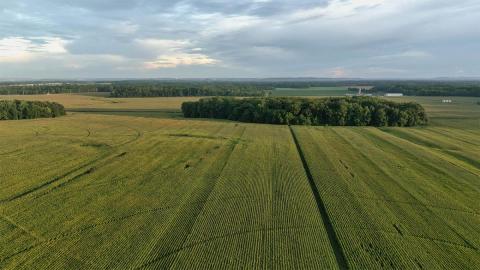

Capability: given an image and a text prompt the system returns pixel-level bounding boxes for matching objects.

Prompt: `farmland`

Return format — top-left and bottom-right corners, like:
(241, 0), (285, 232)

(0, 94), (479, 269)
(271, 86), (352, 96)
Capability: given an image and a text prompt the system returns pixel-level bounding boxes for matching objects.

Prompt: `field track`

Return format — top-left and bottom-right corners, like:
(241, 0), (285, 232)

(289, 126), (348, 269)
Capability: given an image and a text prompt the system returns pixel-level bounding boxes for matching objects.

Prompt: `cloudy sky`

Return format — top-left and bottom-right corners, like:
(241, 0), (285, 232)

(1, 0), (479, 79)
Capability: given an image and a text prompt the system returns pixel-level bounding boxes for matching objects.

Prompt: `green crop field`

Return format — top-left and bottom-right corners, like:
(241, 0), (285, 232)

(0, 94), (479, 269)
(270, 86), (371, 97)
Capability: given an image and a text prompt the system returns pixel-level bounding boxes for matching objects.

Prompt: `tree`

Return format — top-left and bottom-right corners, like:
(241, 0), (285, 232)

(181, 97), (428, 127)
(372, 107), (388, 126)
(0, 100), (66, 121)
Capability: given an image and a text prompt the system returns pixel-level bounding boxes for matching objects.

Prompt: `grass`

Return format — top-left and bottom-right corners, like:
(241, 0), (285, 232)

(0, 94), (479, 269)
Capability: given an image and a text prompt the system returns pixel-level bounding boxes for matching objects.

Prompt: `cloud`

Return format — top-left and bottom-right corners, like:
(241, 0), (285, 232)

(330, 67), (347, 78)
(0, 36), (68, 63)
(136, 38), (218, 68)
(373, 50), (432, 60)
(0, 0), (479, 78)
(136, 39), (193, 53)
(144, 54), (218, 69)
(288, 0), (386, 22)
(193, 14), (264, 37)
(105, 21), (139, 35)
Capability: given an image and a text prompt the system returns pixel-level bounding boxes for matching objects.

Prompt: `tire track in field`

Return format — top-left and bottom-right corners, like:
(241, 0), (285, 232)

(340, 226), (477, 251)
(135, 226), (324, 265)
(361, 129), (480, 201)
(0, 209), (166, 264)
(0, 244), (36, 264)
(332, 128), (478, 251)
(115, 125), (143, 147)
(0, 195), (257, 264)
(46, 195), (255, 243)
(326, 193), (480, 217)
(428, 127), (480, 147)
(378, 129), (480, 176)
(0, 214), (43, 241)
(0, 149), (21, 156)
(1, 122), (144, 204)
(373, 129), (480, 190)
(37, 149), (129, 197)
(33, 126), (51, 137)
(135, 127), (246, 270)
(289, 126), (349, 270)
(0, 152), (111, 203)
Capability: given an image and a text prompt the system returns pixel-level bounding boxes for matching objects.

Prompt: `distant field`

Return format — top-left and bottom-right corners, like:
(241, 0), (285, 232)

(0, 94), (201, 110)
(0, 94), (479, 268)
(386, 96), (480, 128)
(68, 109), (184, 119)
(270, 86), (372, 97)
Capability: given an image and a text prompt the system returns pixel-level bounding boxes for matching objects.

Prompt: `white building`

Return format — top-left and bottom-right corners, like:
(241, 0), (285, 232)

(385, 93), (404, 97)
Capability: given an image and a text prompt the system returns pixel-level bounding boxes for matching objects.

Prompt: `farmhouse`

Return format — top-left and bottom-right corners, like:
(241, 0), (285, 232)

(385, 93), (404, 97)
(346, 87), (373, 97)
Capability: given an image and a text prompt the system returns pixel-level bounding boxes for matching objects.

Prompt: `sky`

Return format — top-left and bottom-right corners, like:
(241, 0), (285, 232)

(1, 0), (479, 79)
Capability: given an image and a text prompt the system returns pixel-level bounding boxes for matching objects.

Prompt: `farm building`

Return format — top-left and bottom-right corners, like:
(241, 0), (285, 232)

(346, 87), (373, 97)
(442, 99), (452, 103)
(385, 93), (404, 97)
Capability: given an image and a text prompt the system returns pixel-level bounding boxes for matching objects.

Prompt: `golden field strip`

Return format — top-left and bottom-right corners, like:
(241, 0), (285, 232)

(0, 94), (479, 269)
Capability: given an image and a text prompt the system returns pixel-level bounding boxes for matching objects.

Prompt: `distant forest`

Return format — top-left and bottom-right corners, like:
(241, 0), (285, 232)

(0, 84), (112, 95)
(182, 97), (428, 127)
(0, 100), (66, 120)
(370, 84), (480, 97)
(109, 83), (269, 97)
(0, 82), (270, 97)
(0, 80), (479, 97)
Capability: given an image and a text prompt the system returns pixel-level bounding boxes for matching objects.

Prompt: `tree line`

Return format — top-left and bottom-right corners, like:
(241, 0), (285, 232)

(370, 84), (480, 97)
(2, 80), (479, 97)
(0, 100), (66, 120)
(0, 84), (112, 95)
(182, 97), (428, 127)
(109, 83), (268, 97)
(0, 82), (271, 97)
